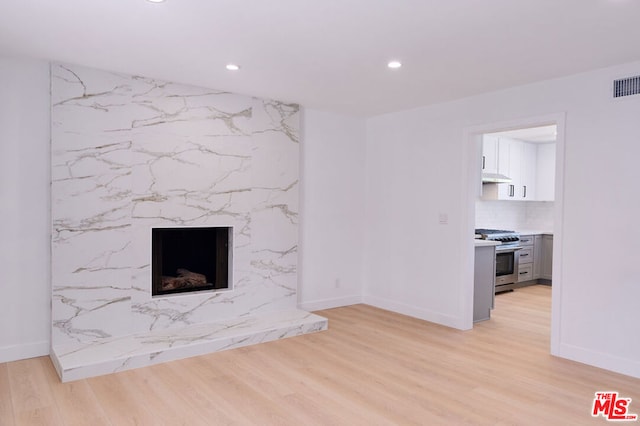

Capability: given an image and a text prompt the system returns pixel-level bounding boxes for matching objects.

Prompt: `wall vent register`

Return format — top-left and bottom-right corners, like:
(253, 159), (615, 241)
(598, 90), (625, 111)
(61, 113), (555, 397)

(613, 75), (640, 98)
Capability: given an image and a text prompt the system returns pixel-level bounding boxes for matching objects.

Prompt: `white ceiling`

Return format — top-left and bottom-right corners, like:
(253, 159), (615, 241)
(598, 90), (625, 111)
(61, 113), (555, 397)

(488, 125), (557, 143)
(1, 0), (640, 117)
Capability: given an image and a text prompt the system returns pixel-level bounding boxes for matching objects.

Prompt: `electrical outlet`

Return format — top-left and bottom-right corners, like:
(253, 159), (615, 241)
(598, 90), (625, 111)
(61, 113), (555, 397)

(334, 278), (340, 289)
(439, 213), (448, 225)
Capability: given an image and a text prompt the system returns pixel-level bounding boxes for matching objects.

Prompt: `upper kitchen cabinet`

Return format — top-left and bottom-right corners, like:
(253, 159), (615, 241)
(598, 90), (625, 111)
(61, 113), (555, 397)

(499, 138), (520, 199)
(535, 143), (556, 201)
(481, 137), (555, 202)
(521, 142), (537, 200)
(481, 134), (499, 175)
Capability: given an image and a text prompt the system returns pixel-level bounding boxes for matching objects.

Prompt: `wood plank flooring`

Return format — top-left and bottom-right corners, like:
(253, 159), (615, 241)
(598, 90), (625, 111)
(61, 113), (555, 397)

(2, 285), (639, 425)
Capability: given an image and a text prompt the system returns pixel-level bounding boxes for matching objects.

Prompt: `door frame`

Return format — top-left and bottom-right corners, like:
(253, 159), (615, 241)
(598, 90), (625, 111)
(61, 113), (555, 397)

(461, 112), (565, 355)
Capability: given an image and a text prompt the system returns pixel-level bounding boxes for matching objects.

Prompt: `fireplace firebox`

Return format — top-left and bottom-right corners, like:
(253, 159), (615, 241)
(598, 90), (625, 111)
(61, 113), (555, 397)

(152, 227), (232, 296)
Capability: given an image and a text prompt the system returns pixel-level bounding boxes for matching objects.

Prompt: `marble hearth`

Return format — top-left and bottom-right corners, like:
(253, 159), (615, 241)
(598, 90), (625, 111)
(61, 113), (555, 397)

(51, 310), (326, 382)
(50, 63), (327, 382)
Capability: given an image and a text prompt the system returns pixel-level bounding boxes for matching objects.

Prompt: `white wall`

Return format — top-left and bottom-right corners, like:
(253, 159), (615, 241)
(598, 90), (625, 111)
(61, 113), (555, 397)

(3, 52), (640, 380)
(0, 56), (51, 362)
(298, 109), (366, 310)
(363, 103), (469, 328)
(364, 61), (640, 378)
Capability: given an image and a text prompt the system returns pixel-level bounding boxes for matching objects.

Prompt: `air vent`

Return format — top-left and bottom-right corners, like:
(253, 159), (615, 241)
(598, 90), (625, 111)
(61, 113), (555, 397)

(613, 75), (640, 98)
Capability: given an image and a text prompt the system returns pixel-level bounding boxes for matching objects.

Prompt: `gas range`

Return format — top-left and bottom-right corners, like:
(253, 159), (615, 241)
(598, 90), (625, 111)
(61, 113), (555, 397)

(475, 229), (523, 291)
(475, 229), (521, 245)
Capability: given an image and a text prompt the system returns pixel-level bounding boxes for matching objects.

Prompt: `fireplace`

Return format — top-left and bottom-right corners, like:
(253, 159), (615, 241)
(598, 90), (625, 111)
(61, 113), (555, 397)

(152, 227), (232, 296)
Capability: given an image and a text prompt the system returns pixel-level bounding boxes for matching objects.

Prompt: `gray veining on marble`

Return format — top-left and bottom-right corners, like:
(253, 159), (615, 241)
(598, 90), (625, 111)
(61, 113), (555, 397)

(51, 309), (327, 382)
(50, 62), (313, 367)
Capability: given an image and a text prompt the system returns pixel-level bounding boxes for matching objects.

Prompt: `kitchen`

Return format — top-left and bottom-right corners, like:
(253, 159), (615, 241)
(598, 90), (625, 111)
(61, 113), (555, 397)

(473, 125), (557, 323)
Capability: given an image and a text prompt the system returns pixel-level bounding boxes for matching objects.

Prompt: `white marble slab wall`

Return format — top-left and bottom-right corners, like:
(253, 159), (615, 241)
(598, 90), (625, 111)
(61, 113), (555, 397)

(51, 63), (300, 346)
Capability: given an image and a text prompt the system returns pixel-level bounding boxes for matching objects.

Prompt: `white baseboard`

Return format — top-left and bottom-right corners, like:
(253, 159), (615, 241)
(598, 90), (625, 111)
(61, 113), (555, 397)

(0, 340), (50, 363)
(363, 294), (466, 330)
(298, 295), (363, 312)
(554, 342), (640, 379)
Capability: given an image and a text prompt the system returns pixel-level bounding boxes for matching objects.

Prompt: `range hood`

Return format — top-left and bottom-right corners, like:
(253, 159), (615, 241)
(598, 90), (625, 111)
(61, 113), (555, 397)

(482, 173), (512, 183)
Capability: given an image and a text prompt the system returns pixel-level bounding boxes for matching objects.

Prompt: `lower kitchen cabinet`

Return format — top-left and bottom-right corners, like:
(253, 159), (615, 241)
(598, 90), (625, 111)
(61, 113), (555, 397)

(517, 233), (551, 284)
(533, 235), (542, 279)
(474, 245), (496, 322)
(517, 235), (534, 282)
(541, 234), (553, 280)
(518, 263), (533, 282)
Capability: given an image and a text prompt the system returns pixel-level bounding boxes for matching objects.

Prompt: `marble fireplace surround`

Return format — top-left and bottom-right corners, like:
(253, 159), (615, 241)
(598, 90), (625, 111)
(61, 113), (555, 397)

(50, 63), (327, 382)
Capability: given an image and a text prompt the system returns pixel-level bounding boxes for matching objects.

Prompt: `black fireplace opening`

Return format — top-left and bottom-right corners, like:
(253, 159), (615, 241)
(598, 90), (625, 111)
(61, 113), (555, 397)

(152, 227), (232, 296)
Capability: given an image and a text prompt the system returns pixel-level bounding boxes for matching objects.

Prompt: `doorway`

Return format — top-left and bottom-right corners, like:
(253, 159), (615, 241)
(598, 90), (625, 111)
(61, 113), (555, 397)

(464, 113), (565, 356)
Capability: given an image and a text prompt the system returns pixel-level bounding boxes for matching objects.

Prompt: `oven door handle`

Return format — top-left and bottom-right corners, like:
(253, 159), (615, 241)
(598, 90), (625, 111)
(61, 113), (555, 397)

(495, 247), (522, 253)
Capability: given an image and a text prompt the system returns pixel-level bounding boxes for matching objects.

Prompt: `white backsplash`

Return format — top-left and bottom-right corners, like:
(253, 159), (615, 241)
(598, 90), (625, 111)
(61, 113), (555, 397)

(524, 201), (555, 230)
(475, 200), (554, 231)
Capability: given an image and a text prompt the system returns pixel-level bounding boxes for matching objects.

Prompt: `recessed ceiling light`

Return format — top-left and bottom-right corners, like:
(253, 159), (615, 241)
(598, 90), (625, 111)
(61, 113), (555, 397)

(226, 64), (240, 71)
(146, 0), (166, 3)
(387, 61), (402, 69)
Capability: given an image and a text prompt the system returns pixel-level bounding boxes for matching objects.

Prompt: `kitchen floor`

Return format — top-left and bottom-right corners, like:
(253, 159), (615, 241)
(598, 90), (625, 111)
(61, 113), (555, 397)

(486, 284), (551, 337)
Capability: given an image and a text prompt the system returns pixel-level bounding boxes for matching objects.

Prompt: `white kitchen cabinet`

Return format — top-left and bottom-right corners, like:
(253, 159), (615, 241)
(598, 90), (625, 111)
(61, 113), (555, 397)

(536, 143), (556, 201)
(481, 138), (554, 202)
(482, 138), (520, 200)
(482, 138), (529, 200)
(503, 138), (521, 199)
(503, 139), (537, 201)
(541, 235), (553, 280)
(481, 134), (499, 175)
(521, 142), (537, 200)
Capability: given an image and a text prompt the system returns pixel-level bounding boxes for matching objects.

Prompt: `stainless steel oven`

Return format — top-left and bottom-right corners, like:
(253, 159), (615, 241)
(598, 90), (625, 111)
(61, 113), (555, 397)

(495, 245), (521, 287)
(475, 229), (522, 292)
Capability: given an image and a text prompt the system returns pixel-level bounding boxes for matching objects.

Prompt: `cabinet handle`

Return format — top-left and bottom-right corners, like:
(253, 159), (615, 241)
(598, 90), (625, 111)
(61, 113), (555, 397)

(482, 156), (485, 170)
(519, 272), (528, 275)
(520, 253), (529, 257)
(523, 185), (527, 198)
(509, 185), (514, 197)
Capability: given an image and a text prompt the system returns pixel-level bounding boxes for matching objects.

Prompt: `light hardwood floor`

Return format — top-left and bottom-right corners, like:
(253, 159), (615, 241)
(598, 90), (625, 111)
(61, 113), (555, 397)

(1, 285), (639, 425)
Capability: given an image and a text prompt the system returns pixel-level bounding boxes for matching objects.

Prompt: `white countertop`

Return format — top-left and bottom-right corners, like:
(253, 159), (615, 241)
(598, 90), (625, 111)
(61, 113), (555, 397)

(516, 229), (553, 236)
(474, 240), (501, 247)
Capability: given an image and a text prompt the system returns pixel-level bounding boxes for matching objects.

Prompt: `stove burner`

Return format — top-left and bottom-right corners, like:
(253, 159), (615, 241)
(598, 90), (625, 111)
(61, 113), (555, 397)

(475, 228), (521, 244)
(475, 228), (516, 234)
